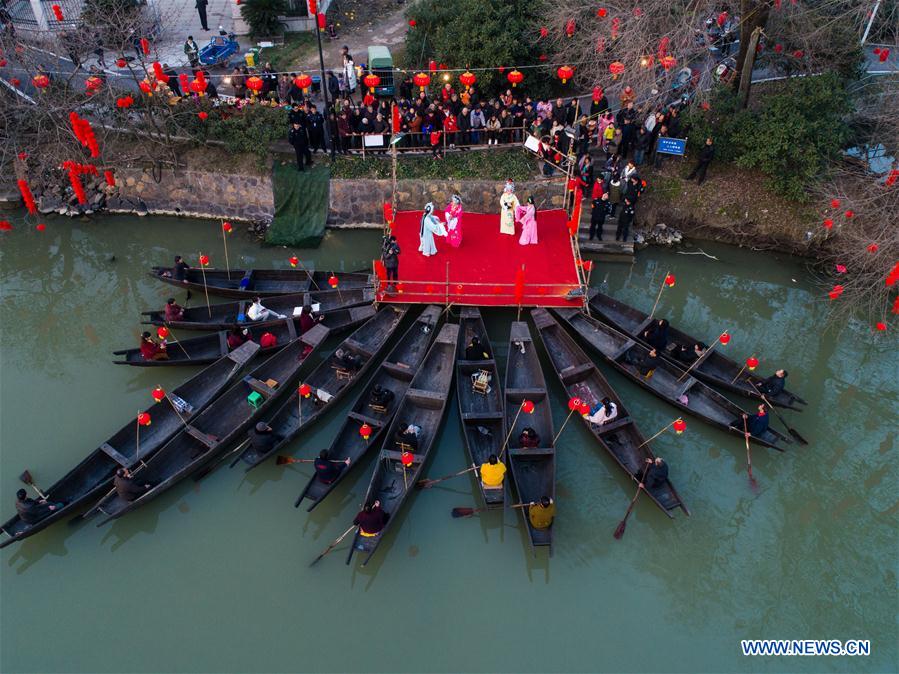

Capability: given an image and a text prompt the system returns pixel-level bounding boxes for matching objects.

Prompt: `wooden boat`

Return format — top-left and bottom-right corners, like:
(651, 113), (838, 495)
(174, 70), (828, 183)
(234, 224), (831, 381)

(588, 292), (807, 410)
(504, 320), (555, 554)
(150, 266), (374, 299)
(346, 323), (459, 567)
(532, 309), (689, 518)
(113, 306), (375, 366)
(296, 305), (443, 511)
(142, 287), (375, 331)
(0, 341), (259, 548)
(555, 308), (791, 451)
(455, 307), (505, 510)
(92, 325), (329, 525)
(238, 306), (409, 470)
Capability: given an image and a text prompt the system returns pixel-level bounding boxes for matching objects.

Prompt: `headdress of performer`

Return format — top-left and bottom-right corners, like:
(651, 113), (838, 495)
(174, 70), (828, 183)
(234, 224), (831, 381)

(527, 196), (535, 205)
(420, 202), (435, 237)
(503, 180), (515, 194)
(451, 194), (462, 204)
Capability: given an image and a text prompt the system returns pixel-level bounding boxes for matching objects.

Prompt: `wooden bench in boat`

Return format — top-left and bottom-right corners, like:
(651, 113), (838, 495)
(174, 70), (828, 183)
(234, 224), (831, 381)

(560, 362), (594, 384)
(505, 387), (546, 400)
(405, 388), (446, 409)
(184, 425), (219, 449)
(674, 377), (698, 399)
(462, 410), (504, 422)
(382, 450), (424, 465)
(100, 442), (140, 469)
(343, 338), (374, 359)
(347, 411), (385, 429)
(381, 361), (414, 381)
(594, 417), (633, 435)
(611, 339), (637, 362)
(244, 376), (279, 398)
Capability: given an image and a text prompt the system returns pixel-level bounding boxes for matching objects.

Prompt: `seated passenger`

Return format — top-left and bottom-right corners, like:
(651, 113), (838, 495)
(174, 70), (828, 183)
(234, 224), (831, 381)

(353, 500), (390, 536)
(164, 298), (185, 322)
(113, 468), (151, 502)
(528, 496), (555, 530)
(479, 454), (506, 488)
(518, 427), (540, 448)
(140, 331), (168, 361)
(369, 384), (395, 409)
(465, 336), (491, 361)
(586, 397), (617, 426)
(314, 449), (350, 484)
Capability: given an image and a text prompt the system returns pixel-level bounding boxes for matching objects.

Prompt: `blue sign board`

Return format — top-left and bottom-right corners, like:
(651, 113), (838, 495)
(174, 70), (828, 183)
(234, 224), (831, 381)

(657, 137), (687, 156)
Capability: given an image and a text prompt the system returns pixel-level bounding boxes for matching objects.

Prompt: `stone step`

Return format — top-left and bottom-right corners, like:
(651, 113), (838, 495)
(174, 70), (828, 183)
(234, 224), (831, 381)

(579, 239), (634, 257)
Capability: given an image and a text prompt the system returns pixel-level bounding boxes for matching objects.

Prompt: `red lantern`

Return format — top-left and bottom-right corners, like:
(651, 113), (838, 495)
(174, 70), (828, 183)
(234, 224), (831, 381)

(33, 74), (50, 89)
(592, 86), (603, 102)
(830, 198), (840, 208)
(664, 273), (676, 287)
(557, 65), (574, 84)
(289, 256), (298, 267)
(10, 78), (20, 87)
(408, 19), (416, 27)
(104, 170), (116, 186)
(718, 332), (731, 345)
(746, 357), (759, 371)
(317, 12), (326, 30)
(866, 243), (878, 253)
(583, 260), (594, 272)
(578, 402), (590, 416)
(138, 412), (152, 426)
(293, 73), (312, 92)
(792, 50), (804, 58)
(539, 26), (548, 39)
(363, 73), (380, 93)
(567, 396), (582, 411)
(299, 383), (312, 398)
(179, 73), (190, 93)
(307, 0), (316, 13)
(894, 297), (899, 314)
(459, 71), (476, 89)
(328, 274), (339, 288)
(875, 322), (887, 331)
(246, 76), (263, 94)
(672, 419), (686, 434)
(879, 49), (890, 63)
(0, 60), (5, 67)
(222, 221), (233, 233)
(401, 451), (414, 467)
(835, 264), (847, 274)
(844, 209), (854, 218)
(190, 78), (208, 95)
(157, 326), (169, 339)
(359, 423), (372, 440)
(198, 111), (208, 120)
(51, 4), (64, 21)
(17, 179), (37, 215)
(609, 61), (625, 79)
(828, 284), (844, 300)
(506, 70), (523, 87)
(199, 254), (209, 266)
(36, 223), (46, 232)
(117, 95), (134, 108)
(565, 19), (575, 37)
(521, 400), (535, 414)
(151, 61), (168, 83)
(413, 72), (430, 91)
(773, 44), (783, 54)
(660, 55), (677, 70)
(539, 55), (548, 62)
(152, 386), (166, 402)
(140, 38), (150, 56)
(597, 7), (607, 17)
(116, 58), (127, 68)
(823, 218), (833, 229)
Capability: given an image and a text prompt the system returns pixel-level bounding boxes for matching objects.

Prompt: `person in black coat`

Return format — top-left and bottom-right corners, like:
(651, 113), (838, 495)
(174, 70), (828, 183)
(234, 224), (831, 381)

(616, 197), (635, 242)
(618, 118), (636, 158)
(250, 422), (281, 457)
(381, 235), (400, 292)
(314, 449), (350, 484)
(15, 489), (63, 524)
(288, 122), (311, 171)
(641, 319), (669, 351)
(641, 457), (669, 489)
(307, 104), (326, 154)
(113, 468), (151, 502)
(688, 137), (715, 185)
(195, 0), (209, 31)
(590, 193), (611, 241)
(759, 369), (788, 397)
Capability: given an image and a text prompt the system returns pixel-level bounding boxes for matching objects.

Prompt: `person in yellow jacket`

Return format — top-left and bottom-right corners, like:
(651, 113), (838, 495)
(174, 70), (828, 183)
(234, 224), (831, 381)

(528, 496), (555, 530)
(479, 454), (506, 489)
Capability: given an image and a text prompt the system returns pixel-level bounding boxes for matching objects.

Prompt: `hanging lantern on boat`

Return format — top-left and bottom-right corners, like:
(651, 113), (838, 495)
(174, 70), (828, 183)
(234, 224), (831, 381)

(359, 423), (372, 440)
(718, 332), (731, 345)
(567, 396), (582, 411)
(138, 412), (152, 426)
(152, 386), (166, 402)
(199, 254), (210, 266)
(299, 383), (312, 398)
(556, 65), (574, 84)
(363, 73), (380, 93)
(745, 356), (759, 371)
(412, 72), (431, 91)
(664, 273), (676, 287)
(672, 418), (686, 434)
(36, 223), (46, 231)
(289, 256), (299, 267)
(328, 274), (339, 288)
(401, 450), (414, 467)
(506, 70), (523, 87)
(222, 221), (233, 233)
(521, 399), (535, 414)
(293, 73), (312, 93)
(157, 326), (169, 339)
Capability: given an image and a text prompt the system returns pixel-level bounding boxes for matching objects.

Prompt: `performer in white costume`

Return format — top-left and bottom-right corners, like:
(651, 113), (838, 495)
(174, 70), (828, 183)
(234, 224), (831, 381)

(499, 180), (519, 235)
(418, 202), (447, 257)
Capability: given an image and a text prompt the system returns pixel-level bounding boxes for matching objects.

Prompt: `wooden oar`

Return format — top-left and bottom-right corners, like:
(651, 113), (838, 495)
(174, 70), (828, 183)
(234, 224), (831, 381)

(19, 470), (48, 500)
(310, 524), (357, 567)
(452, 502), (528, 519)
(417, 464), (477, 489)
(613, 462), (652, 539)
(743, 417), (759, 491)
(276, 455), (347, 466)
(748, 380), (809, 445)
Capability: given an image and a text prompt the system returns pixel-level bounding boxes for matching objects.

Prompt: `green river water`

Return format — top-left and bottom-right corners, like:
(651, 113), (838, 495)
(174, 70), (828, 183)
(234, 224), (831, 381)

(0, 214), (896, 674)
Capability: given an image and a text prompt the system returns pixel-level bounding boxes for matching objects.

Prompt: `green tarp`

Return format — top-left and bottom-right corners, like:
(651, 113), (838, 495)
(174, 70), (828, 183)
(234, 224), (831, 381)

(266, 163), (330, 247)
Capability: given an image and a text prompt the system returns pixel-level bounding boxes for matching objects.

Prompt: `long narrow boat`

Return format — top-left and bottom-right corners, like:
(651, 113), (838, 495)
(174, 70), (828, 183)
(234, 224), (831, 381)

(92, 326), (329, 525)
(150, 267), (373, 299)
(455, 307), (505, 510)
(238, 306), (409, 470)
(588, 292), (807, 410)
(142, 287), (374, 331)
(346, 323), (459, 567)
(296, 305), (443, 511)
(555, 308), (791, 451)
(0, 341), (260, 548)
(532, 309), (689, 518)
(113, 306), (375, 366)
(504, 320), (555, 554)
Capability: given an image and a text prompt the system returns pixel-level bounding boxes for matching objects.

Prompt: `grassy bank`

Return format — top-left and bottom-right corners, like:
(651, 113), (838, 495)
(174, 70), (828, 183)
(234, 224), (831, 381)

(330, 149), (536, 181)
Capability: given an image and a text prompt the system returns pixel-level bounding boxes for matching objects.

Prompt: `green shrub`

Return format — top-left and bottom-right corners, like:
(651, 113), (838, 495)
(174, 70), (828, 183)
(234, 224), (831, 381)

(331, 149), (536, 181)
(240, 0), (288, 38)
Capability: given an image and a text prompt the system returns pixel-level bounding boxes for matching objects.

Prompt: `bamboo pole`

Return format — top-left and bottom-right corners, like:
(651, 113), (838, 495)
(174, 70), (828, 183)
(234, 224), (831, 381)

(198, 252), (211, 318)
(498, 404), (525, 461)
(648, 270), (669, 320)
(677, 332), (727, 382)
(635, 418), (683, 449)
(221, 220), (231, 280)
(552, 408), (578, 444)
(731, 353), (756, 384)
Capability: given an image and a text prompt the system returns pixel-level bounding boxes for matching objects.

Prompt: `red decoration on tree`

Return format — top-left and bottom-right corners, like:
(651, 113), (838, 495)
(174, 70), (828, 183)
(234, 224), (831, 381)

(307, 0), (317, 13)
(116, 58), (127, 68)
(556, 65), (574, 84)
(746, 356), (759, 371)
(151, 61), (168, 84)
(792, 49), (804, 58)
(199, 254), (209, 266)
(189, 76), (208, 95)
(830, 198), (840, 208)
(104, 170), (116, 186)
(138, 412), (152, 426)
(828, 284), (844, 299)
(328, 274), (339, 288)
(657, 36), (670, 56)
(521, 400), (535, 414)
(885, 262), (899, 287)
(867, 243), (879, 253)
(844, 209), (854, 218)
(17, 152), (27, 160)
(198, 111), (208, 120)
(773, 44), (783, 53)
(539, 54), (548, 62)
(359, 423), (372, 440)
(672, 419), (686, 434)
(429, 60), (437, 74)
(298, 383), (312, 398)
(506, 70), (523, 87)
(36, 223), (46, 231)
(157, 326), (169, 339)
(32, 74), (50, 89)
(116, 95), (134, 108)
(582, 260), (594, 272)
(459, 71), (476, 89)
(140, 38), (150, 56)
(597, 7), (607, 17)
(893, 297), (899, 314)
(408, 19), (416, 27)
(51, 4), (64, 21)
(246, 76), (263, 93)
(0, 221), (12, 231)
(875, 321), (887, 331)
(152, 386), (166, 402)
(139, 80), (153, 95)
(363, 73), (381, 92)
(413, 72), (431, 91)
(10, 77), (20, 87)
(878, 48), (890, 63)
(179, 73), (190, 93)
(718, 332), (731, 345)
(823, 218), (833, 229)
(664, 273), (676, 287)
(835, 264), (847, 273)
(660, 55), (677, 70)
(609, 61), (625, 78)
(539, 26), (548, 38)
(17, 179), (37, 215)
(565, 19), (576, 37)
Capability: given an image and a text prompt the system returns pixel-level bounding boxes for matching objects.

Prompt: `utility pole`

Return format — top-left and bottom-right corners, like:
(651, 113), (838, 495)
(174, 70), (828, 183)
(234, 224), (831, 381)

(312, 13), (335, 158)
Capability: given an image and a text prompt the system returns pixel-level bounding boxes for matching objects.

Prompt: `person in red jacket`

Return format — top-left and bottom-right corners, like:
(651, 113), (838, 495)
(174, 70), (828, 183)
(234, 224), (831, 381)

(443, 112), (458, 148)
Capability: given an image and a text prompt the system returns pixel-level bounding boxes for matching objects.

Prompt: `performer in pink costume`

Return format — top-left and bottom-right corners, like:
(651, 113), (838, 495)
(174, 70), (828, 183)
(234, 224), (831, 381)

(515, 196), (538, 245)
(445, 194), (463, 248)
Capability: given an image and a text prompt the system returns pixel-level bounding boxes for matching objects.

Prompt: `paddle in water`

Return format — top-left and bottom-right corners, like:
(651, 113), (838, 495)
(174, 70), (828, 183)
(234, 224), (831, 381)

(310, 524), (357, 567)
(417, 464), (477, 489)
(747, 380), (808, 445)
(613, 462), (652, 540)
(742, 417), (760, 492)
(452, 502), (528, 519)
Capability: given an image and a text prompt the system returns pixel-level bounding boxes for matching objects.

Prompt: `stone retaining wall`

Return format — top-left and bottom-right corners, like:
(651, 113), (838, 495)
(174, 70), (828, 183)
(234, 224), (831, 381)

(328, 179), (568, 227)
(106, 167), (275, 222)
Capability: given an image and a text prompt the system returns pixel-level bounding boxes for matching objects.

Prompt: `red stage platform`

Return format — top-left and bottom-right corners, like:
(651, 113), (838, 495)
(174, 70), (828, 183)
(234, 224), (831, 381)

(377, 209), (585, 308)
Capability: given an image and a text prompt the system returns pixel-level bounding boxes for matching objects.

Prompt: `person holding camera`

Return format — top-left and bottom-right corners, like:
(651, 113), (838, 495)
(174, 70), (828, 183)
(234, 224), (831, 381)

(382, 235), (401, 293)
